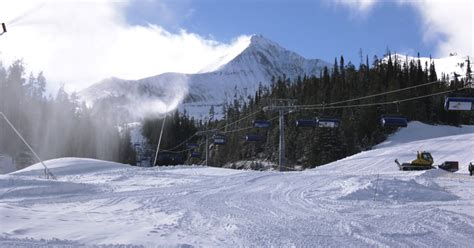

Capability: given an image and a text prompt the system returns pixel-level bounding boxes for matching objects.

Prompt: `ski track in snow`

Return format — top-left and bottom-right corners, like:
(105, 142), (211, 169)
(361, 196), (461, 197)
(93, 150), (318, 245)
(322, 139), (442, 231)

(1, 122), (474, 247)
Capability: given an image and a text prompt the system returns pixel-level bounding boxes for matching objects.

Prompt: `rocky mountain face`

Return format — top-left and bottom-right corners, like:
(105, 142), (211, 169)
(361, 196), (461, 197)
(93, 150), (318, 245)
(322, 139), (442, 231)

(80, 35), (332, 120)
(81, 35), (471, 121)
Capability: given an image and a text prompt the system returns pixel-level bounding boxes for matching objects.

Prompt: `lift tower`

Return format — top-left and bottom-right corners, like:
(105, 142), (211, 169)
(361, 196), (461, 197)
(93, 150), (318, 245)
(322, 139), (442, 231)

(196, 129), (220, 167)
(263, 99), (296, 171)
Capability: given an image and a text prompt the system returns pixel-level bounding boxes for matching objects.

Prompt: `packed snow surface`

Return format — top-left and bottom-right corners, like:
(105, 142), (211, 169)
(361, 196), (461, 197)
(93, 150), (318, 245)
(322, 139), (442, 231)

(1, 122), (474, 247)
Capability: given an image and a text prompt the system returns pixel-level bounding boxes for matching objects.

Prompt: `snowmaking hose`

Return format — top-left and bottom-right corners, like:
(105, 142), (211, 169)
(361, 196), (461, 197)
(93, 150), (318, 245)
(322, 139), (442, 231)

(0, 112), (56, 179)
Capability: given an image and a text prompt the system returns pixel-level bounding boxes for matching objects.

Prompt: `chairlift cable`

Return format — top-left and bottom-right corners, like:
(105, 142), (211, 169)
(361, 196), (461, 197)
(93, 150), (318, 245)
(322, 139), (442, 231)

(161, 140), (206, 154)
(295, 80), (443, 108)
(165, 83), (465, 152)
(217, 109), (262, 132)
(297, 89), (465, 110)
(165, 133), (198, 152)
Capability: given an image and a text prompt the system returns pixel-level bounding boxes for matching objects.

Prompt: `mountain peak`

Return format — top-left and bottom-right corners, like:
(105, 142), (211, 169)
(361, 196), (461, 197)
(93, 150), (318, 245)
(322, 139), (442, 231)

(199, 34), (287, 73)
(248, 34), (281, 49)
(81, 35), (332, 120)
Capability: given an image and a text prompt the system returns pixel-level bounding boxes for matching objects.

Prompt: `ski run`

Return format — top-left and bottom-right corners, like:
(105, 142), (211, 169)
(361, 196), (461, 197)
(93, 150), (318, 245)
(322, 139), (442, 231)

(1, 121), (474, 247)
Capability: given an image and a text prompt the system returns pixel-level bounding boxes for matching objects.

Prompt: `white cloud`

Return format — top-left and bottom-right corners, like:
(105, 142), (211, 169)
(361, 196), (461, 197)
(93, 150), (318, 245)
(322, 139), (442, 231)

(334, 0), (473, 57)
(404, 0), (473, 57)
(0, 0), (250, 93)
(334, 0), (377, 13)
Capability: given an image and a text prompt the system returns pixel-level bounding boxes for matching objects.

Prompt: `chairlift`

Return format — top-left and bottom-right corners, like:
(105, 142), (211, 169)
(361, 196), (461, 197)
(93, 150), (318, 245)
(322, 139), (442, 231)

(213, 134), (227, 145)
(190, 151), (201, 158)
(379, 101), (408, 128)
(380, 115), (408, 128)
(315, 103), (340, 128)
(155, 152), (184, 166)
(245, 134), (265, 142)
(253, 120), (271, 128)
(186, 143), (199, 149)
(295, 119), (317, 128)
(316, 117), (341, 128)
(444, 97), (474, 111)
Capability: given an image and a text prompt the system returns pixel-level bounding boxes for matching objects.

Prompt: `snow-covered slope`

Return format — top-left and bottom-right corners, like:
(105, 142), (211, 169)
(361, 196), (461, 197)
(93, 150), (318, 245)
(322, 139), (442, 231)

(384, 53), (471, 80)
(321, 121), (474, 174)
(1, 122), (473, 246)
(80, 35), (331, 119)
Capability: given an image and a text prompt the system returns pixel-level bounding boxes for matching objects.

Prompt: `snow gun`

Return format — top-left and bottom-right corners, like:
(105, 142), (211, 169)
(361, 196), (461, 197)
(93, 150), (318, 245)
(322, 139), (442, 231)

(0, 23), (6, 35)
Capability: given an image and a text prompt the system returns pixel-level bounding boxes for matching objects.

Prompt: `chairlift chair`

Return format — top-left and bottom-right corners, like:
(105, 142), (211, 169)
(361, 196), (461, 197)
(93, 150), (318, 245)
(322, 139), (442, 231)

(380, 115), (408, 127)
(245, 134), (265, 142)
(213, 134), (227, 145)
(316, 117), (341, 128)
(295, 119), (317, 128)
(253, 120), (271, 128)
(190, 151), (201, 158)
(315, 102), (340, 128)
(186, 143), (199, 149)
(444, 97), (474, 111)
(156, 152), (184, 166)
(379, 101), (408, 128)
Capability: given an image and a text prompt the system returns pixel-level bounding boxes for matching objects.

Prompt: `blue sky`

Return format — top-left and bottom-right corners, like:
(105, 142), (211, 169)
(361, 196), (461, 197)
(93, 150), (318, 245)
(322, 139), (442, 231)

(125, 0), (439, 65)
(1, 0), (470, 91)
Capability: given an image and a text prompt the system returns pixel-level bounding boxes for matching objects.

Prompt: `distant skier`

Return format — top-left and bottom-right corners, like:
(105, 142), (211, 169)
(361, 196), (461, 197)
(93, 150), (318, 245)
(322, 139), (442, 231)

(469, 162), (474, 176)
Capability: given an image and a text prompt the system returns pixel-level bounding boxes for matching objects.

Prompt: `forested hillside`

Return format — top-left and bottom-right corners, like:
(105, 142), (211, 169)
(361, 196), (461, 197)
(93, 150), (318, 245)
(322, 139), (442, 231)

(1, 53), (472, 170)
(143, 54), (473, 168)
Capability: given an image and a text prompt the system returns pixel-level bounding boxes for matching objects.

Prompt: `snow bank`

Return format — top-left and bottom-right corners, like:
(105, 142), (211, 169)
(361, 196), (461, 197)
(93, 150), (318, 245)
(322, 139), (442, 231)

(376, 121), (474, 149)
(0, 176), (100, 200)
(337, 176), (458, 203)
(12, 158), (127, 177)
(0, 235), (142, 247)
(319, 121), (474, 175)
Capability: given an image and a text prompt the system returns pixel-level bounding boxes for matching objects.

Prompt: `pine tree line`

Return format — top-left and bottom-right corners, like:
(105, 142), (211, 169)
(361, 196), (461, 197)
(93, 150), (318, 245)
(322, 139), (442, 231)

(195, 54), (473, 169)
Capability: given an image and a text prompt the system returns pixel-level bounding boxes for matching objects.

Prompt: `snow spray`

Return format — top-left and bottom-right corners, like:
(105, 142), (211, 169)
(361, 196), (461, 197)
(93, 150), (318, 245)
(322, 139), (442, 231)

(6, 3), (46, 27)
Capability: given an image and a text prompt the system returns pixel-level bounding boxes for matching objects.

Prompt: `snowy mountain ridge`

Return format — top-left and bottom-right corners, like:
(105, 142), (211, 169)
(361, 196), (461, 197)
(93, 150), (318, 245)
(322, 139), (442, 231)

(80, 35), (332, 120)
(80, 36), (472, 120)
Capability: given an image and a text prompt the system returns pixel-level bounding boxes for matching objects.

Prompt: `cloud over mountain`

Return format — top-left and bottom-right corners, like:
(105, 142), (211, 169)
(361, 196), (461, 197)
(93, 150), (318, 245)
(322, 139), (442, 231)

(0, 0), (249, 92)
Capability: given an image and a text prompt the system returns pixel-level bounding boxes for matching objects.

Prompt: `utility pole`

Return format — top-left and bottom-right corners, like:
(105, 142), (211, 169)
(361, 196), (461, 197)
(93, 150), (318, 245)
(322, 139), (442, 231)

(205, 135), (209, 166)
(263, 99), (296, 171)
(278, 109), (285, 171)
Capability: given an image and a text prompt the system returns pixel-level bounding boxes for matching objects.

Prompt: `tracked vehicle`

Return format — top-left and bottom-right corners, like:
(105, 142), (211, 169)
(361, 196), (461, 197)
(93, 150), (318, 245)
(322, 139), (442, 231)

(395, 151), (434, 171)
(395, 151), (459, 172)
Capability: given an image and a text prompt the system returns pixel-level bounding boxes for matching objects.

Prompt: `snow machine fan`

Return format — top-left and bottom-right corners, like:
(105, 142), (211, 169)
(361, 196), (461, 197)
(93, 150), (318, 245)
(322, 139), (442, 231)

(0, 23), (6, 36)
